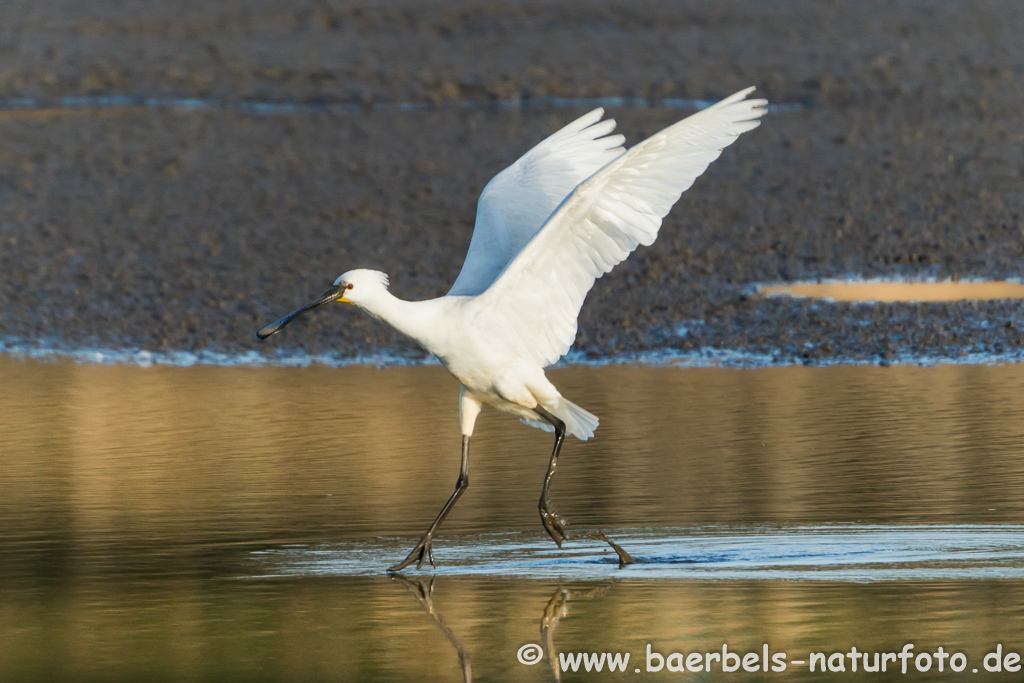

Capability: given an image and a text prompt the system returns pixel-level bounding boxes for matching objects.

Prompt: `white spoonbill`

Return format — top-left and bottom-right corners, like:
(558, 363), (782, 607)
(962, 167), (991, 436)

(257, 88), (767, 571)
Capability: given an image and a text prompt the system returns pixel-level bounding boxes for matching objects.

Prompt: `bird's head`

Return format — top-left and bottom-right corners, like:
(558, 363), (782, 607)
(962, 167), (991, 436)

(256, 268), (390, 339)
(331, 269), (390, 307)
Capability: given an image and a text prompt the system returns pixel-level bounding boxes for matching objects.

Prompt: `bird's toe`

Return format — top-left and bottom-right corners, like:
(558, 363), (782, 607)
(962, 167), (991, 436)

(539, 500), (569, 547)
(390, 535), (437, 572)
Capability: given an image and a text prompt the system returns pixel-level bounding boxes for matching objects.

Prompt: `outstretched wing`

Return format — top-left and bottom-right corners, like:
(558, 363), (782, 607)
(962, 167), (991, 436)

(447, 109), (625, 296)
(472, 87), (767, 367)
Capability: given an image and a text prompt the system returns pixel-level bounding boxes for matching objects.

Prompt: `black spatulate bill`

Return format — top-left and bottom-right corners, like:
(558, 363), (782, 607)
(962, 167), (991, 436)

(256, 285), (343, 339)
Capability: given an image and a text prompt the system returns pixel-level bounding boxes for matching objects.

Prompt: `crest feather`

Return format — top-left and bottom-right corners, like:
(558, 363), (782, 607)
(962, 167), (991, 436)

(334, 269), (390, 290)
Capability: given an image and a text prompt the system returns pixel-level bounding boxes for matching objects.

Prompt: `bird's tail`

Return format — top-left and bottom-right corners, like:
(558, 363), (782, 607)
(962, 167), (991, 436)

(550, 397), (599, 441)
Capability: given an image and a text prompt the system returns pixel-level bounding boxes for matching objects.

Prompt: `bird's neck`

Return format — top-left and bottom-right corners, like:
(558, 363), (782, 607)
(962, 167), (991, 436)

(356, 290), (450, 355)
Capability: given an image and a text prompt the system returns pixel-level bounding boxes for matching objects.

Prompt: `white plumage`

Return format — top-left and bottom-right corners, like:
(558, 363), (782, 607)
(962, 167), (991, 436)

(448, 107), (625, 296)
(471, 87), (765, 371)
(258, 87), (767, 570)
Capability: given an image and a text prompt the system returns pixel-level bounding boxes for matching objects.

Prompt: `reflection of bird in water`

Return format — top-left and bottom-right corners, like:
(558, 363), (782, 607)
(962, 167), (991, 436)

(391, 575), (472, 683)
(542, 583), (617, 682)
(258, 88), (767, 571)
(392, 573), (616, 683)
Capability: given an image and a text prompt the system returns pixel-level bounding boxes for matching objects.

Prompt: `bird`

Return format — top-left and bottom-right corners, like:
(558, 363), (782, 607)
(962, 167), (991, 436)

(257, 87), (767, 571)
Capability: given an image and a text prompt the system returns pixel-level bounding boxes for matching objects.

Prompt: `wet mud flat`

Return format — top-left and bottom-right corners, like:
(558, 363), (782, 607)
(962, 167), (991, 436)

(0, 1), (1023, 364)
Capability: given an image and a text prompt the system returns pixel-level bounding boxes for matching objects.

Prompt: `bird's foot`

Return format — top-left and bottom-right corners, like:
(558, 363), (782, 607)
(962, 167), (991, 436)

(539, 497), (569, 547)
(582, 530), (636, 567)
(388, 533), (437, 572)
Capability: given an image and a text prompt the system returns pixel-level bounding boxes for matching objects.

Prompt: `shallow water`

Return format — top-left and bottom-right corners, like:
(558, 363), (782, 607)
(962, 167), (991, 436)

(3, 359), (1024, 681)
(760, 279), (1024, 302)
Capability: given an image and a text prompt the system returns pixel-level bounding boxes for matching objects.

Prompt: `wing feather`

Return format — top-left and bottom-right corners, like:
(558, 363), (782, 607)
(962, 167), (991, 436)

(471, 88), (767, 367)
(448, 109), (625, 295)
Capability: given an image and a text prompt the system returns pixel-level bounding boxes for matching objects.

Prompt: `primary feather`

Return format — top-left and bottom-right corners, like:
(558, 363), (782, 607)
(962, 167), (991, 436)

(448, 108), (625, 296)
(470, 87), (767, 368)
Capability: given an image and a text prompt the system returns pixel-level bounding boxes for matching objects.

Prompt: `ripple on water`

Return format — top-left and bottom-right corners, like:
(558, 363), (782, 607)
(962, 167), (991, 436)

(249, 524), (1024, 581)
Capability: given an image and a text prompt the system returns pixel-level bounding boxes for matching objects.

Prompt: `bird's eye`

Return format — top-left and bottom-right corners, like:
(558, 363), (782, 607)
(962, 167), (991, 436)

(346, 283), (354, 290)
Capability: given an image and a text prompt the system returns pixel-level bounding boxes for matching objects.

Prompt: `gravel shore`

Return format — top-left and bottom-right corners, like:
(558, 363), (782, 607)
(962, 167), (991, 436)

(1, 1), (1023, 364)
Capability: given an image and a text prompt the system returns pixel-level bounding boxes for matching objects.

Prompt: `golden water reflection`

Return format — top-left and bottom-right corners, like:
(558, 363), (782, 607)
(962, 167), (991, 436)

(3, 358), (1024, 556)
(2, 575), (1022, 682)
(3, 358), (1024, 681)
(760, 279), (1024, 301)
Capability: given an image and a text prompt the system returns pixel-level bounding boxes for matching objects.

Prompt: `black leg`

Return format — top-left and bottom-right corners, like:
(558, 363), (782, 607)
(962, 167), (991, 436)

(534, 406), (569, 547)
(533, 406), (635, 566)
(389, 435), (470, 572)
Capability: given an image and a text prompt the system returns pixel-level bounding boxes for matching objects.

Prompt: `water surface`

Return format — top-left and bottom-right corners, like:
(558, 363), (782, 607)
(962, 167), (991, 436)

(2, 359), (1024, 681)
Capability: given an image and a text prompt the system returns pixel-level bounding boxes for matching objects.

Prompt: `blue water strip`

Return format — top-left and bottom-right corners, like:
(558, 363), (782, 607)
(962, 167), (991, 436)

(1, 337), (1021, 370)
(0, 94), (804, 116)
